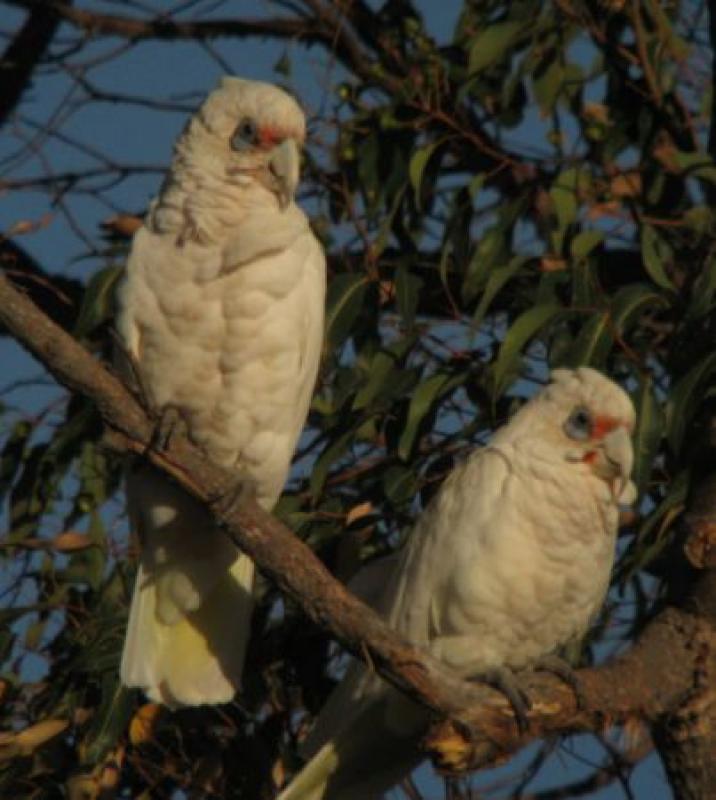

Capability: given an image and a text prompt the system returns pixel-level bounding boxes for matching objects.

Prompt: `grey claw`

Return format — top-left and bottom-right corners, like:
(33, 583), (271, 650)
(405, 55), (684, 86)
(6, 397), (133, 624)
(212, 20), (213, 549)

(151, 405), (184, 452)
(533, 654), (586, 710)
(480, 667), (531, 733)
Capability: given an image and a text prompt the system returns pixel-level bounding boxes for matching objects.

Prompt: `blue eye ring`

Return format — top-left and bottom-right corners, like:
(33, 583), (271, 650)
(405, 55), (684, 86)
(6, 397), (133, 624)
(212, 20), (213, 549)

(231, 117), (259, 150)
(564, 406), (593, 440)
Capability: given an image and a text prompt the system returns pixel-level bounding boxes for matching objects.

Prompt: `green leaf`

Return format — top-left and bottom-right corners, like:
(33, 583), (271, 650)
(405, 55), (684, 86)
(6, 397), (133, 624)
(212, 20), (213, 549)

(666, 351), (716, 454)
(640, 224), (674, 290)
(619, 471), (689, 582)
(681, 205), (715, 235)
(0, 420), (33, 504)
(81, 681), (134, 765)
(468, 173), (485, 201)
(566, 284), (668, 367)
(353, 351), (396, 410)
(533, 57), (564, 115)
(325, 274), (369, 346)
(357, 133), (380, 209)
(78, 441), (111, 510)
(462, 228), (505, 303)
(373, 185), (406, 257)
(672, 150), (716, 182)
(409, 141), (441, 208)
(398, 373), (451, 460)
(688, 251), (716, 319)
(468, 21), (525, 74)
(395, 266), (424, 328)
(64, 511), (106, 590)
(382, 465), (418, 506)
(570, 229), (604, 260)
(489, 304), (564, 400)
(549, 168), (580, 252)
(630, 375), (663, 498)
(310, 427), (357, 497)
(73, 265), (123, 338)
(472, 255), (528, 328)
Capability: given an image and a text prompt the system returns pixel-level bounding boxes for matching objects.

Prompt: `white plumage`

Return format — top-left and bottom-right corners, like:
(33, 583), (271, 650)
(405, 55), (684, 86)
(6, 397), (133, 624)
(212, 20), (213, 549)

(279, 367), (635, 799)
(115, 76), (325, 707)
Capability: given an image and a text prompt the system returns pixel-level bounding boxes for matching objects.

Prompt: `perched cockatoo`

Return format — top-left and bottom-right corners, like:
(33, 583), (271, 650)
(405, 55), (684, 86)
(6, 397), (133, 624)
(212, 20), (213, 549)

(278, 367), (635, 800)
(115, 77), (326, 707)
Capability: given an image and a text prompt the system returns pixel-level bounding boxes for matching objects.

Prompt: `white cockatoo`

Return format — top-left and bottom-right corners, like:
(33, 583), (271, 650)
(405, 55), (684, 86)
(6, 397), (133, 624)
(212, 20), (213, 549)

(115, 76), (326, 707)
(278, 367), (635, 800)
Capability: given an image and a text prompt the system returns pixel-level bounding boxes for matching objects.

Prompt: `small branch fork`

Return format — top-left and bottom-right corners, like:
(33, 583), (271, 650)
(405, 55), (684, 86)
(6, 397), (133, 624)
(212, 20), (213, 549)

(0, 269), (713, 776)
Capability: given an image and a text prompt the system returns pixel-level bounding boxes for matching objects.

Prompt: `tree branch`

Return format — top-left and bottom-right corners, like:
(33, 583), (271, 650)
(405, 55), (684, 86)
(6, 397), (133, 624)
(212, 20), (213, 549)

(2, 0), (370, 75)
(0, 0), (68, 127)
(0, 269), (711, 777)
(3, 0), (321, 42)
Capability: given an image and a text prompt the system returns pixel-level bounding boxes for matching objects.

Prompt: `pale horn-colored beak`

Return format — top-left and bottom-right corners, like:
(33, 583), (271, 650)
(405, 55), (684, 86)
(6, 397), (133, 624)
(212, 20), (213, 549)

(598, 426), (636, 503)
(268, 138), (300, 210)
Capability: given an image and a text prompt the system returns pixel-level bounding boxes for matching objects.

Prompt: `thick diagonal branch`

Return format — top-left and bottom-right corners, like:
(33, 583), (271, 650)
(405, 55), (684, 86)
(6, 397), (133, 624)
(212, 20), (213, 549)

(0, 270), (710, 774)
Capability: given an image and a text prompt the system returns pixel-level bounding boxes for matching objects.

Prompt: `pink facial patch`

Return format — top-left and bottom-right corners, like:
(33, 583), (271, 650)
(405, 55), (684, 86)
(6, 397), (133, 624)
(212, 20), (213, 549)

(591, 415), (619, 439)
(259, 127), (281, 147)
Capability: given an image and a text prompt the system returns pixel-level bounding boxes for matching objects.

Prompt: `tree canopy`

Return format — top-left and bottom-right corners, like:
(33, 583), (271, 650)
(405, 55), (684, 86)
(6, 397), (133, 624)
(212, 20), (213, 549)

(1, 1), (716, 798)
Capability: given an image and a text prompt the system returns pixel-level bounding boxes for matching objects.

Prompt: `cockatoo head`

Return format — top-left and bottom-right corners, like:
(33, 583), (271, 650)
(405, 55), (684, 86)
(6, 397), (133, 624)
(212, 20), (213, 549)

(505, 367), (636, 503)
(176, 76), (307, 209)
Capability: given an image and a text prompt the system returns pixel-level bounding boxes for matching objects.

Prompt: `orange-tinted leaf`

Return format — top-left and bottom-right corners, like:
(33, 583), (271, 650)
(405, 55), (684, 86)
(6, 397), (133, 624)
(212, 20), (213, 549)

(129, 703), (162, 746)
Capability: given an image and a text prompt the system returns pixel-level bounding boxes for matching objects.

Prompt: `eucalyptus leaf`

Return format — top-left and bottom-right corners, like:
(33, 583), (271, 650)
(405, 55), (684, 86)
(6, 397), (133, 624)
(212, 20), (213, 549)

(489, 304), (564, 400)
(666, 352), (716, 454)
(630, 375), (663, 498)
(325, 274), (369, 346)
(468, 21), (526, 74)
(567, 284), (669, 367)
(640, 223), (675, 291)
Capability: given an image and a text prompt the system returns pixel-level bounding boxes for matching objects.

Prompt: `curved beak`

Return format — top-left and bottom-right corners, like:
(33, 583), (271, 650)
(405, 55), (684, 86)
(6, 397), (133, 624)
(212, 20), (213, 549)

(593, 426), (635, 502)
(268, 138), (300, 210)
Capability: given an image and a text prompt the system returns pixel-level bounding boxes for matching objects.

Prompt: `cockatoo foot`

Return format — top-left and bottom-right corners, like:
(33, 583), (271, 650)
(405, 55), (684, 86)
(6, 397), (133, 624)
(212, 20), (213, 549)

(211, 479), (255, 519)
(151, 405), (186, 452)
(480, 667), (531, 733)
(532, 654), (586, 710)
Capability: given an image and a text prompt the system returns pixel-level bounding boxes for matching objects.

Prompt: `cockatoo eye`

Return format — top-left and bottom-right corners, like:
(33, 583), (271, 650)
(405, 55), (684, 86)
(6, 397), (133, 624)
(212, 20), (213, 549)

(564, 406), (593, 440)
(231, 117), (259, 151)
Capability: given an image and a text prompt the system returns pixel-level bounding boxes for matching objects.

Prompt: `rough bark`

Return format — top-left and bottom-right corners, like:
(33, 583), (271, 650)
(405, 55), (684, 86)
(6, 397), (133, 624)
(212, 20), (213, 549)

(651, 473), (716, 800)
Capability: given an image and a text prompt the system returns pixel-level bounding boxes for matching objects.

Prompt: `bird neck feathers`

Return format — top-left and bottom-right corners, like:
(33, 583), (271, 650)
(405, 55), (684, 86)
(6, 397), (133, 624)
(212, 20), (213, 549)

(147, 158), (302, 254)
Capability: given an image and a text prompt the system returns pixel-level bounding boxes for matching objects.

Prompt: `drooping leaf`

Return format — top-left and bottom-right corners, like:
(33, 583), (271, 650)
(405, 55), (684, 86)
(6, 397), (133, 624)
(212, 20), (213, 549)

(73, 265), (123, 338)
(80, 681), (134, 766)
(0, 420), (33, 504)
(325, 274), (369, 347)
(409, 141), (442, 209)
(394, 266), (424, 328)
(666, 352), (716, 454)
(472, 255), (528, 328)
(310, 426), (358, 497)
(687, 251), (716, 319)
(630, 374), (663, 498)
(398, 373), (452, 460)
(570, 229), (604, 260)
(549, 168), (580, 252)
(640, 224), (675, 291)
(489, 304), (564, 400)
(382, 464), (418, 507)
(468, 21), (526, 74)
(566, 284), (669, 367)
(462, 227), (505, 303)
